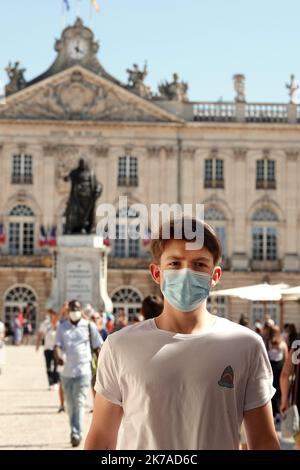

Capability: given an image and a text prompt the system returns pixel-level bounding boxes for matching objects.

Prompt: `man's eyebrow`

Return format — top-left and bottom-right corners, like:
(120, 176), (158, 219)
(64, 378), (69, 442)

(192, 257), (210, 262)
(165, 255), (184, 261)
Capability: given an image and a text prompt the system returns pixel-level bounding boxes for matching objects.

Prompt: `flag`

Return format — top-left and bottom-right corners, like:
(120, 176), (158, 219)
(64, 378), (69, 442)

(63, 0), (71, 10)
(48, 226), (57, 247)
(0, 223), (6, 244)
(91, 0), (100, 12)
(38, 225), (47, 247)
(103, 237), (110, 247)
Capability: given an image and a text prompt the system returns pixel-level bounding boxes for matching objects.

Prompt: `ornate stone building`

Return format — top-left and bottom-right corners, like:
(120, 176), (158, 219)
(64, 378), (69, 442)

(1, 18), (300, 330)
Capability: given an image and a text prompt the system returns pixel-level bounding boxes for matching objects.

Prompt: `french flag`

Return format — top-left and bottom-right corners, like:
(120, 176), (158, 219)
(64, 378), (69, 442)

(0, 223), (6, 244)
(103, 236), (110, 247)
(48, 226), (57, 247)
(38, 225), (47, 247)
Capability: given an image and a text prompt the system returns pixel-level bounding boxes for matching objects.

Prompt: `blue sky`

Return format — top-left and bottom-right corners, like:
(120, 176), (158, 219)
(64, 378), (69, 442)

(1, 0), (300, 102)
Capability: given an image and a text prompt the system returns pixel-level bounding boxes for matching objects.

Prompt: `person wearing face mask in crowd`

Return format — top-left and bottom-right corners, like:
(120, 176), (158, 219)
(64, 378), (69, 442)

(85, 217), (279, 451)
(54, 300), (102, 447)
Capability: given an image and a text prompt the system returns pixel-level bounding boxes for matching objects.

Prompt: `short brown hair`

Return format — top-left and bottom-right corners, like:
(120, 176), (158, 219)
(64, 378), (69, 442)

(150, 217), (222, 265)
(141, 295), (164, 320)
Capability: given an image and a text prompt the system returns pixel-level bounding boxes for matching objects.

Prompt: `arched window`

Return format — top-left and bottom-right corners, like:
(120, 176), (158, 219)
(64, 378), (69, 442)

(252, 209), (278, 261)
(4, 285), (37, 334)
(204, 207), (227, 257)
(8, 204), (35, 255)
(113, 207), (140, 258)
(252, 209), (278, 221)
(111, 287), (142, 322)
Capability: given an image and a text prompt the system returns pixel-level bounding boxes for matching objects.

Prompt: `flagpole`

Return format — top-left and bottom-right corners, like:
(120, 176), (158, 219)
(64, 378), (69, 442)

(76, 0), (81, 18)
(89, 1), (93, 28)
(61, 0), (66, 30)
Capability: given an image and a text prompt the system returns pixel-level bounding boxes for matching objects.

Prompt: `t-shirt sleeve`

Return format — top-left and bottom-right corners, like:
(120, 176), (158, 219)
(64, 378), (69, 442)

(94, 337), (122, 406)
(244, 336), (276, 412)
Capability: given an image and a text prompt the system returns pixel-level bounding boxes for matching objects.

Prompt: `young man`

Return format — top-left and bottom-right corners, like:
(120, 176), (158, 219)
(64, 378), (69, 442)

(55, 299), (102, 447)
(85, 218), (279, 450)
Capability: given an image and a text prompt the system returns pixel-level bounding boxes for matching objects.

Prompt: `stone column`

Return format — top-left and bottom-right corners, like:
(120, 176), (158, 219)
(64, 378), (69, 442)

(147, 146), (161, 204)
(181, 147), (196, 204)
(231, 147), (249, 270)
(42, 146), (56, 228)
(94, 145), (109, 203)
(283, 150), (299, 271)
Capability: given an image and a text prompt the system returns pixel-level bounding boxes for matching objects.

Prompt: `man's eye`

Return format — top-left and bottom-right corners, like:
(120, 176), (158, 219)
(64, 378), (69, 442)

(169, 261), (180, 267)
(194, 262), (205, 268)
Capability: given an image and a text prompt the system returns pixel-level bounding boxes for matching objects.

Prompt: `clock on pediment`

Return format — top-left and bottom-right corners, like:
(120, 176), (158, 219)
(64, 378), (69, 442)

(67, 37), (89, 60)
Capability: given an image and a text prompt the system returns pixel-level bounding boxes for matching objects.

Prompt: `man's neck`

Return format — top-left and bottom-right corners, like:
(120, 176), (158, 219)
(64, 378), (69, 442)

(155, 302), (216, 335)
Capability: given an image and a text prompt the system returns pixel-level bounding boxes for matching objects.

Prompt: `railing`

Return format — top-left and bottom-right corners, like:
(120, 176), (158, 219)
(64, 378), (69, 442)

(296, 105), (300, 122)
(0, 254), (52, 268)
(193, 102), (236, 122)
(256, 180), (276, 190)
(191, 101), (292, 123)
(204, 179), (225, 189)
(117, 176), (139, 187)
(250, 259), (281, 271)
(245, 103), (288, 123)
(11, 174), (33, 184)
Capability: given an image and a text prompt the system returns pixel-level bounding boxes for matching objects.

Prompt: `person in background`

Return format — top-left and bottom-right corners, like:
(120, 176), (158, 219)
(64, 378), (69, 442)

(36, 308), (63, 414)
(140, 295), (164, 320)
(282, 323), (298, 351)
(133, 313), (144, 324)
(280, 334), (300, 450)
(0, 320), (5, 375)
(267, 325), (288, 422)
(23, 308), (33, 345)
(105, 313), (115, 334)
(54, 300), (102, 447)
(13, 309), (24, 346)
(254, 321), (264, 337)
(83, 304), (95, 320)
(113, 308), (128, 332)
(90, 311), (108, 342)
(56, 301), (70, 412)
(262, 317), (275, 350)
(238, 314), (249, 328)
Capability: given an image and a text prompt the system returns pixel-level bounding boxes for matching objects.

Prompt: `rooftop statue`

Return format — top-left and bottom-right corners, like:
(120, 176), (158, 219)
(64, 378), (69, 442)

(286, 74), (299, 104)
(158, 73), (188, 102)
(126, 62), (152, 99)
(233, 74), (246, 103)
(5, 62), (26, 95)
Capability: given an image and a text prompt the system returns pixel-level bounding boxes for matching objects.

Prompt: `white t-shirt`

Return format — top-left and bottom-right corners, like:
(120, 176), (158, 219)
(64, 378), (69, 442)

(39, 319), (57, 351)
(95, 317), (275, 450)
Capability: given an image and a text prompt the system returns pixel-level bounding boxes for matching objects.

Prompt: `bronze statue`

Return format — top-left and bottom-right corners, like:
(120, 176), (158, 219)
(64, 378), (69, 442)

(64, 158), (102, 234)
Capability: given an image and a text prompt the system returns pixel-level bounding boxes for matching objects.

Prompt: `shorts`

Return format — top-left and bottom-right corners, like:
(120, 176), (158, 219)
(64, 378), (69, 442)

(294, 430), (300, 446)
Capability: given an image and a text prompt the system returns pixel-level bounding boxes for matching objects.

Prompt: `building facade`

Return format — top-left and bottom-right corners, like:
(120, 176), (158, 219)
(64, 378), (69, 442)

(1, 19), (300, 330)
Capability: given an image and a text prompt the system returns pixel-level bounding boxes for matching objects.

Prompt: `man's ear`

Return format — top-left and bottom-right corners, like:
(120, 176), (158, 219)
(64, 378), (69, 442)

(149, 263), (161, 285)
(211, 266), (222, 288)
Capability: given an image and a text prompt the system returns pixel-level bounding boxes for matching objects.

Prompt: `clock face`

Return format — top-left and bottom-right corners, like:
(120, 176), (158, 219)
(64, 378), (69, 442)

(68, 38), (88, 60)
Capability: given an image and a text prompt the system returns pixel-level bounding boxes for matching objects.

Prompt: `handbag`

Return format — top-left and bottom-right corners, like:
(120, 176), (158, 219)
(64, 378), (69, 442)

(281, 363), (300, 438)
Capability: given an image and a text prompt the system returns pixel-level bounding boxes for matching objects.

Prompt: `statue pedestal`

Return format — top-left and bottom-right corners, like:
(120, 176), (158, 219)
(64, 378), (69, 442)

(48, 235), (113, 313)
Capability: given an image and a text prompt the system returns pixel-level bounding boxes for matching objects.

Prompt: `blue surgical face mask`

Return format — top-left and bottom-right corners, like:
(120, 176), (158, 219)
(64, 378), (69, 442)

(161, 268), (212, 312)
